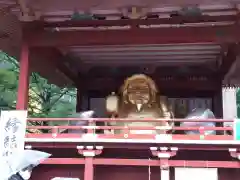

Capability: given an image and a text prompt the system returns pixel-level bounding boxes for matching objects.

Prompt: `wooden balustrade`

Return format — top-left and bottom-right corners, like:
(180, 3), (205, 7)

(25, 118), (234, 140)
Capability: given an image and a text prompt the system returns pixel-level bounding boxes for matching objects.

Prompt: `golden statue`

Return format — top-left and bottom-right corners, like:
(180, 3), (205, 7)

(105, 74), (174, 134)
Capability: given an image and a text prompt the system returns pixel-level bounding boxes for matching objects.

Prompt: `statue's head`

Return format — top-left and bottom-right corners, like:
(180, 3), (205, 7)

(121, 74), (158, 106)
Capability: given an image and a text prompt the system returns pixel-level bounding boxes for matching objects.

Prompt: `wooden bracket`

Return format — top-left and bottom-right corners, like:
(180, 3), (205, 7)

(77, 145), (103, 157)
(150, 147), (178, 169)
(229, 148), (240, 160)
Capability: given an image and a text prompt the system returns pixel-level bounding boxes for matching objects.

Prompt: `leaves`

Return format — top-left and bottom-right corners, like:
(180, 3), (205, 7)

(0, 51), (77, 130)
(237, 89), (240, 118)
(0, 68), (17, 110)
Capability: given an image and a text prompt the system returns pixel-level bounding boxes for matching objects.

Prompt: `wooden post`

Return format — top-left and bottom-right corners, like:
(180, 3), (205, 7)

(84, 157), (94, 180)
(160, 158), (170, 180)
(77, 146), (103, 180)
(150, 147), (178, 180)
(16, 42), (30, 110)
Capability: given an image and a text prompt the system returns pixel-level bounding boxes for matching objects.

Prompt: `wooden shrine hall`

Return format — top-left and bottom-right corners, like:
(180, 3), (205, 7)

(1, 0), (240, 180)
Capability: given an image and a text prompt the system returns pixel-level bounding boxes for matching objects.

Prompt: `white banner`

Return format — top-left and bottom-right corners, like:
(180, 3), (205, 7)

(0, 110), (28, 161)
(175, 168), (218, 180)
(52, 178), (80, 180)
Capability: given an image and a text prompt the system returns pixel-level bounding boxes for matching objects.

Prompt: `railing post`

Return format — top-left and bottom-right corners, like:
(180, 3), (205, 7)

(51, 126), (59, 138)
(84, 157), (94, 180)
(87, 120), (95, 134)
(199, 126), (205, 140)
(77, 146), (103, 180)
(150, 147), (178, 180)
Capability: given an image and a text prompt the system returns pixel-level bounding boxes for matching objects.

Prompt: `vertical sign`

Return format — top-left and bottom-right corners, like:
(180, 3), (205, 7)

(0, 110), (28, 161)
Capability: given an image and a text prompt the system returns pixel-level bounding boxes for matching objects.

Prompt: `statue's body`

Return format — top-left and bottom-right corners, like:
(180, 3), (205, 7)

(106, 74), (173, 134)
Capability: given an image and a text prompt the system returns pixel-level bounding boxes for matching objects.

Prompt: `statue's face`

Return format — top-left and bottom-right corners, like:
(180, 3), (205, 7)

(127, 80), (151, 105)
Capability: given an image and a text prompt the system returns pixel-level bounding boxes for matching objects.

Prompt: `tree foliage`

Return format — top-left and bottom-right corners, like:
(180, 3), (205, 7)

(0, 51), (76, 120)
(0, 53), (18, 110)
(237, 89), (240, 118)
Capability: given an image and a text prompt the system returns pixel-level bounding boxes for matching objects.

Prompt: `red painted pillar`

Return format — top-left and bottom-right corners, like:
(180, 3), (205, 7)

(84, 157), (94, 180)
(77, 146), (103, 180)
(150, 147), (178, 180)
(16, 42), (30, 110)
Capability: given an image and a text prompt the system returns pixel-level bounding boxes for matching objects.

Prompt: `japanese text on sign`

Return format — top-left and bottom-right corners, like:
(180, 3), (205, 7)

(0, 111), (27, 160)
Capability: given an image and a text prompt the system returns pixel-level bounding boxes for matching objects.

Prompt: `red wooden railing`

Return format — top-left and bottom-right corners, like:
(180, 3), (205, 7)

(25, 118), (234, 140)
(25, 118), (239, 168)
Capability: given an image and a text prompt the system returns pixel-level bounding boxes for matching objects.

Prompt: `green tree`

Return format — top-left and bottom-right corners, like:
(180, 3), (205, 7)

(237, 89), (240, 118)
(0, 51), (76, 120)
(0, 52), (18, 110)
(0, 69), (17, 110)
(29, 73), (76, 118)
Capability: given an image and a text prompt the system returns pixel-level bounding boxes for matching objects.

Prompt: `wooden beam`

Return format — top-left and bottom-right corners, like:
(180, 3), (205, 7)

(27, 25), (240, 47)
(42, 158), (240, 168)
(84, 77), (218, 91)
(30, 47), (79, 86)
(94, 159), (240, 168)
(36, 15), (238, 28)
(25, 134), (234, 149)
(85, 69), (215, 79)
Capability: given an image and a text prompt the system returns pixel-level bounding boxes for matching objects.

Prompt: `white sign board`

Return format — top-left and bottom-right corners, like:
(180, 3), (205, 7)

(0, 110), (28, 160)
(51, 178), (80, 180)
(175, 168), (218, 180)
